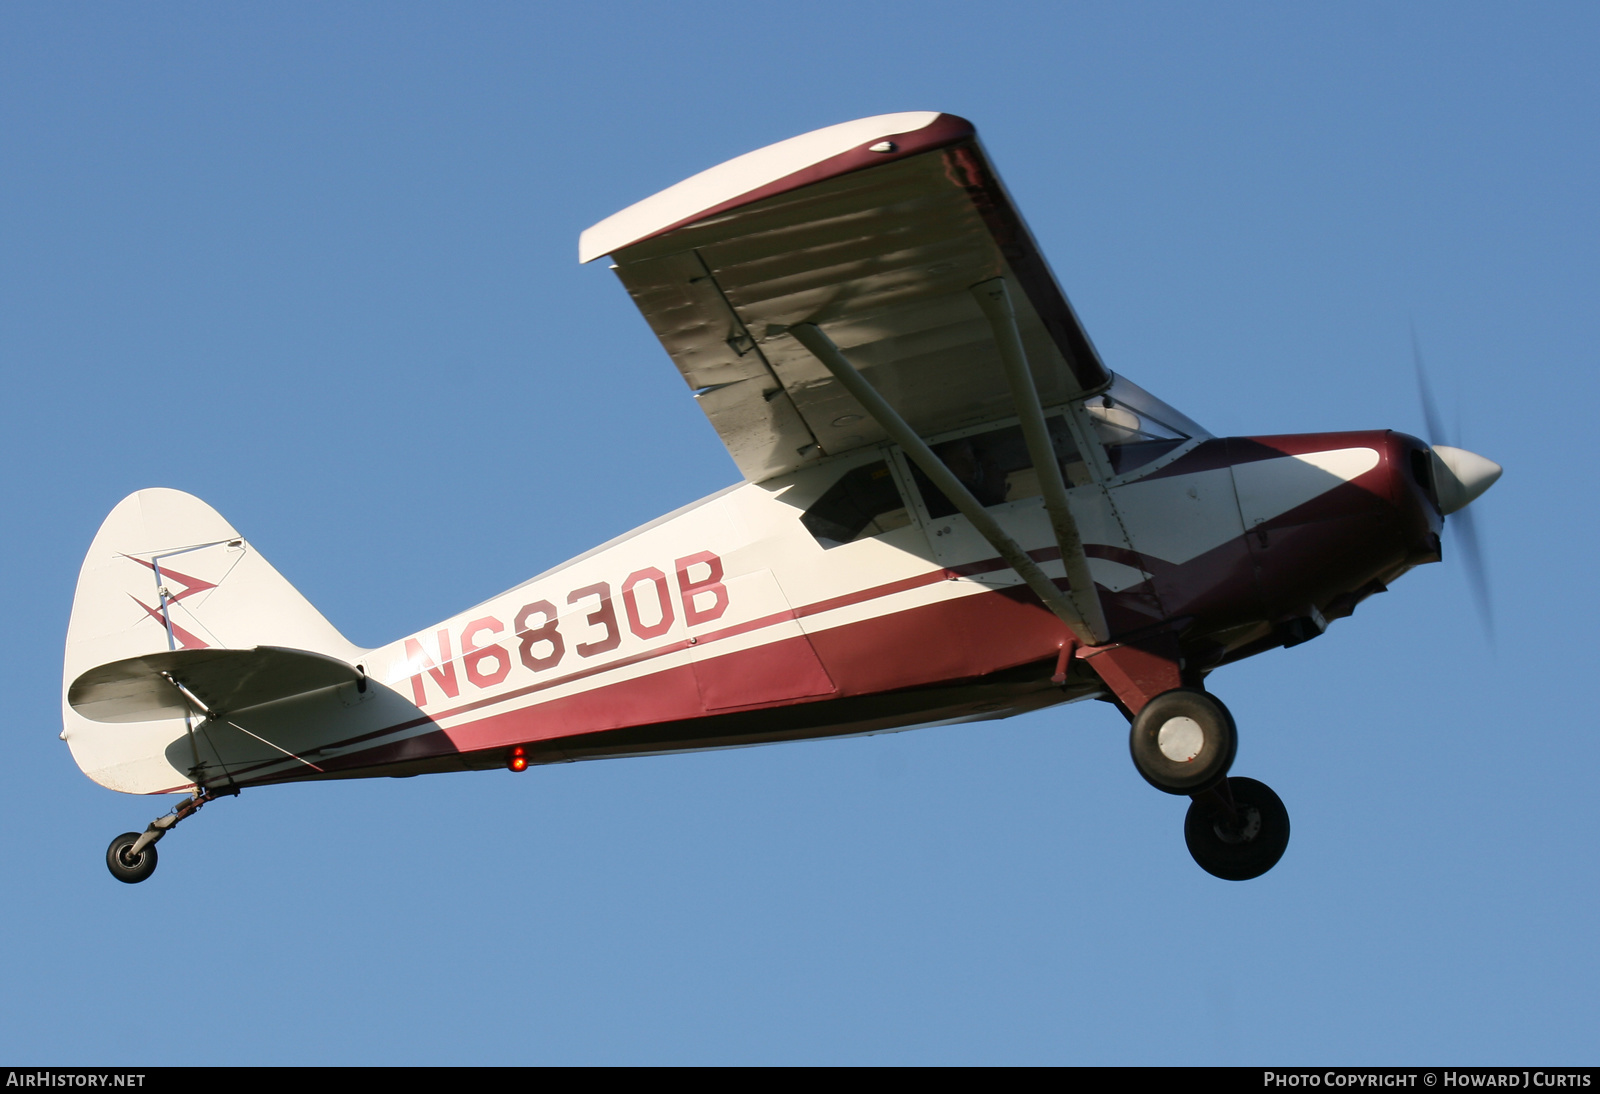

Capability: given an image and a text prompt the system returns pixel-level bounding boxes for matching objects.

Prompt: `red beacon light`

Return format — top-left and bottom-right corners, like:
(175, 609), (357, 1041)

(508, 746), (528, 772)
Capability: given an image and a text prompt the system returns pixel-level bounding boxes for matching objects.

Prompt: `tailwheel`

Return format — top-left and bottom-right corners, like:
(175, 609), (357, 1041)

(1184, 776), (1290, 881)
(102, 786), (234, 884)
(1129, 688), (1237, 794)
(106, 832), (158, 884)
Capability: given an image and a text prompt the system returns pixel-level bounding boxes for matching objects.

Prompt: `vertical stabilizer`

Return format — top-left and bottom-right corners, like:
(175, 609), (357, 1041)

(62, 489), (365, 793)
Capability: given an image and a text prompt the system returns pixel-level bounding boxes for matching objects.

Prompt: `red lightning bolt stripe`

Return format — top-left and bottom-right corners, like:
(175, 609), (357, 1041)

(120, 555), (218, 603)
(127, 594), (210, 649)
(121, 554), (218, 648)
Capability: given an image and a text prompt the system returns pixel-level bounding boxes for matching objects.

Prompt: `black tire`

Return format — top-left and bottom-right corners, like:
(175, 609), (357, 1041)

(106, 832), (158, 884)
(1128, 688), (1237, 794)
(1184, 776), (1290, 881)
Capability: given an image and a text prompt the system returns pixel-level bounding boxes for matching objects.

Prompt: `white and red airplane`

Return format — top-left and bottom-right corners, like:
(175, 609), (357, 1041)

(62, 112), (1501, 883)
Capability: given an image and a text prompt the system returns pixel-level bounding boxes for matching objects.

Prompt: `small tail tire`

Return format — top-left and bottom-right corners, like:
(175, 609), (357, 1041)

(1184, 776), (1290, 881)
(1129, 688), (1237, 794)
(106, 832), (157, 884)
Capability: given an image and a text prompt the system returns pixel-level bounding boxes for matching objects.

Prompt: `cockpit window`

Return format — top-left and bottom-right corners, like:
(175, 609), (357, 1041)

(802, 460), (912, 548)
(909, 416), (1088, 520)
(1085, 375), (1209, 475)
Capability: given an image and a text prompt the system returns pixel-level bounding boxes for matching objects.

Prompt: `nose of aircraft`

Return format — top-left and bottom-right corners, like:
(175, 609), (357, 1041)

(1430, 445), (1503, 515)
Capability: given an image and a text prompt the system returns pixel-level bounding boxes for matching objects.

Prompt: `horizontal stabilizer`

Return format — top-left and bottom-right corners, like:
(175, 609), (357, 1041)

(69, 646), (361, 724)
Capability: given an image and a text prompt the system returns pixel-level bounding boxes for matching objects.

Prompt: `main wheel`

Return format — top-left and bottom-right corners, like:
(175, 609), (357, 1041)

(1184, 776), (1290, 881)
(1129, 688), (1237, 794)
(106, 832), (158, 884)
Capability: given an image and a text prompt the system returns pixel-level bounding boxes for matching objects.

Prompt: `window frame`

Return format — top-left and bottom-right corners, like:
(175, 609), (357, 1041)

(797, 446), (922, 550)
(888, 402), (1113, 527)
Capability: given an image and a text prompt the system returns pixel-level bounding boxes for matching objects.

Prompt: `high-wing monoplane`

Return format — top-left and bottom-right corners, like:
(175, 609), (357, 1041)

(63, 112), (1501, 882)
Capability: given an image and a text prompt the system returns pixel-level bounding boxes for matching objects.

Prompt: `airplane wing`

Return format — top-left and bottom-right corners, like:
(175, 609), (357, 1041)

(581, 112), (1112, 483)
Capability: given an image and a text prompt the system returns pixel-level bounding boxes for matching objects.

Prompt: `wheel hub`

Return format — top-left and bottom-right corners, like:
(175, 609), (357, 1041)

(1212, 804), (1262, 845)
(1157, 716), (1205, 763)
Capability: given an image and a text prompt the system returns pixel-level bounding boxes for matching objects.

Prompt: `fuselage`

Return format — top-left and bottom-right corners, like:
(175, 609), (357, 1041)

(203, 402), (1442, 790)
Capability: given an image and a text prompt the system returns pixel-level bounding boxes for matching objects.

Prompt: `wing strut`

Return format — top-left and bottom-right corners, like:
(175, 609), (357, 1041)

(789, 322), (1105, 647)
(969, 278), (1110, 644)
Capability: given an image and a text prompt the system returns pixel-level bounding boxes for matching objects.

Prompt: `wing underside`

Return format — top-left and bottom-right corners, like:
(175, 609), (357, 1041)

(583, 113), (1111, 482)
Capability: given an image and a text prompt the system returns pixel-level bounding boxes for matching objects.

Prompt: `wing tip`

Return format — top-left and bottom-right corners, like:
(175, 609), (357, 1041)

(578, 111), (975, 264)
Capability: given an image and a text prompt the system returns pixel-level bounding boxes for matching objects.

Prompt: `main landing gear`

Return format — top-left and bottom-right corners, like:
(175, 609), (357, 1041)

(1183, 777), (1290, 882)
(1128, 689), (1289, 881)
(104, 787), (233, 884)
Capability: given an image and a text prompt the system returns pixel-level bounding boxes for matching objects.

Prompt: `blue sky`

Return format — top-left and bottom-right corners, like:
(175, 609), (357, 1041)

(3, 2), (1596, 1064)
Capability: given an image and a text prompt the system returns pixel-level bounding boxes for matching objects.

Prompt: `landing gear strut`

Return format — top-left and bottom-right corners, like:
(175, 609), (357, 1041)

(104, 786), (234, 884)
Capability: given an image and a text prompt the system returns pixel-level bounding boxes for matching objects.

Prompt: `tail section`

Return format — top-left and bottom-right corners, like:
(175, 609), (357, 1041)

(62, 489), (366, 793)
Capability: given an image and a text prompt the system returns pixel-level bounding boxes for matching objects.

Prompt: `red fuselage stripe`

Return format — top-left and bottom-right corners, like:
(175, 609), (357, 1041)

(209, 562), (979, 781)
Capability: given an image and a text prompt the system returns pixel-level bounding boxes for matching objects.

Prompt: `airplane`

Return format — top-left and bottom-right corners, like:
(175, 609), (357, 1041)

(61, 111), (1502, 884)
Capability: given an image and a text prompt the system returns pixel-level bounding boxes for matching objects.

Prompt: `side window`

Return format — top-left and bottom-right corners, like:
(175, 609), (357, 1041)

(909, 417), (1088, 519)
(1081, 377), (1206, 476)
(1085, 397), (1188, 475)
(802, 461), (912, 548)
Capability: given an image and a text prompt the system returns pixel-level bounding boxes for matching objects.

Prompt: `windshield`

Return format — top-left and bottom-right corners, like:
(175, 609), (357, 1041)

(1084, 375), (1210, 475)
